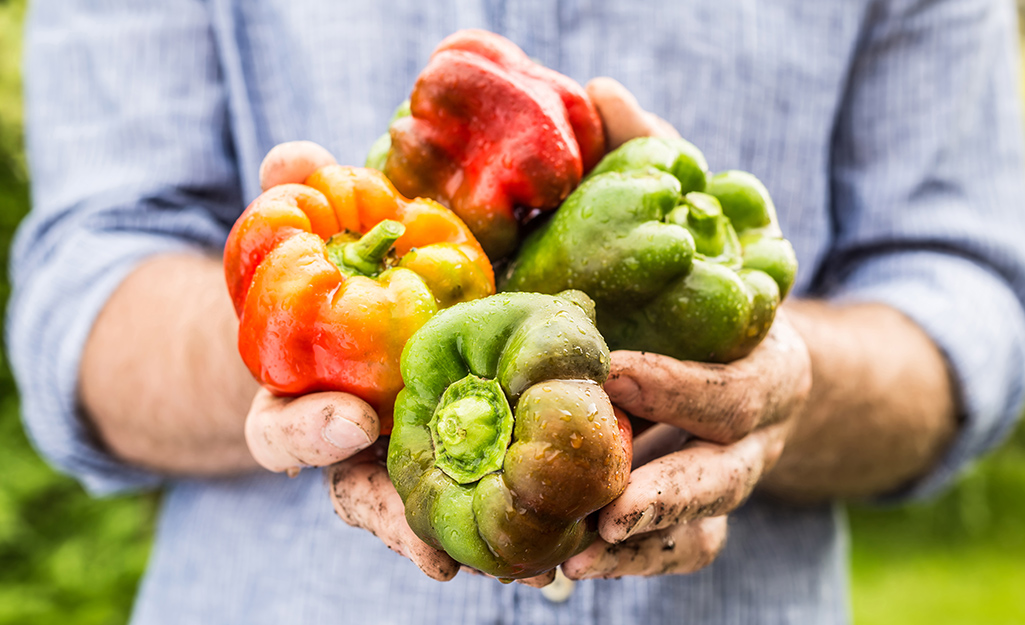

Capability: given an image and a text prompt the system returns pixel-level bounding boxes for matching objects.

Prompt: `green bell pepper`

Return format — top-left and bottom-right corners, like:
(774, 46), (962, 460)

(387, 291), (633, 579)
(503, 136), (798, 362)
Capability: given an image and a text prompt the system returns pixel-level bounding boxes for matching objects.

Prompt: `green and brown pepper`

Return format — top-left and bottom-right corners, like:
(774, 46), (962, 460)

(387, 291), (632, 579)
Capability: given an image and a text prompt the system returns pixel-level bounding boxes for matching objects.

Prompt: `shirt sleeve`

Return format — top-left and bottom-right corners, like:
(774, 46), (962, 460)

(819, 0), (1025, 500)
(7, 0), (242, 495)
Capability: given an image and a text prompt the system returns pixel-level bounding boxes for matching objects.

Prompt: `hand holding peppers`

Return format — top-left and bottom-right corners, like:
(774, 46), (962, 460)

(549, 77), (812, 581)
(566, 314), (811, 579)
(244, 62), (807, 587)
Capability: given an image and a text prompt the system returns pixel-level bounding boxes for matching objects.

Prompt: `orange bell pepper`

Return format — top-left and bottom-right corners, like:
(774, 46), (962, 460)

(224, 165), (495, 431)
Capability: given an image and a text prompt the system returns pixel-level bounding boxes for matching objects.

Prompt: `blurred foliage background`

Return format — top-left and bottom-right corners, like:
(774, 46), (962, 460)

(0, 0), (1024, 623)
(0, 5), (155, 623)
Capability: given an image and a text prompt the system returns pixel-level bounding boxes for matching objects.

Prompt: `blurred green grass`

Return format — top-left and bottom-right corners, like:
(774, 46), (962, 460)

(849, 424), (1025, 625)
(0, 0), (1024, 623)
(0, 2), (156, 624)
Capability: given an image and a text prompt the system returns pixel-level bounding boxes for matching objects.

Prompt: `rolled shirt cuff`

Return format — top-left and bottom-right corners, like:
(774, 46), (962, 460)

(8, 225), (217, 496)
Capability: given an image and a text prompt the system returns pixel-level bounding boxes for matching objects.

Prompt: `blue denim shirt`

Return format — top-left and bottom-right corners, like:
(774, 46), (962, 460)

(11, 1), (1025, 623)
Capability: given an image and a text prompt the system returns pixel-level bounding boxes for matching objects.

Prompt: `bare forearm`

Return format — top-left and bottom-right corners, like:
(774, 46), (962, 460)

(80, 254), (260, 475)
(763, 300), (958, 501)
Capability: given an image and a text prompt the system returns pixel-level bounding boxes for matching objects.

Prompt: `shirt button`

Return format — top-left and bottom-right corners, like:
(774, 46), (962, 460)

(540, 568), (575, 603)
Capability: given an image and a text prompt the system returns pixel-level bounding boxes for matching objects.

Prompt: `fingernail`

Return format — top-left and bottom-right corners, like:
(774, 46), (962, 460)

(322, 418), (372, 456)
(621, 504), (655, 541)
(604, 375), (639, 401)
(566, 551), (612, 580)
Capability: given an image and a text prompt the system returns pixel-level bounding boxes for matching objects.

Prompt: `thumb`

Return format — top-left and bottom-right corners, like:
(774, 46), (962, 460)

(586, 77), (680, 149)
(244, 388), (378, 474)
(259, 140), (338, 191)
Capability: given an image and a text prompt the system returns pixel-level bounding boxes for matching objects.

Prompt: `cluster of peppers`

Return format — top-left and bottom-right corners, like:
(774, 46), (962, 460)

(225, 29), (796, 580)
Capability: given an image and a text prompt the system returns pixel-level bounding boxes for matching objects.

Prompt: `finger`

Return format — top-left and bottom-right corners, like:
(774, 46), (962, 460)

(244, 388), (378, 473)
(585, 77), (679, 149)
(516, 569), (557, 588)
(647, 112), (682, 140)
(598, 422), (790, 544)
(605, 351), (761, 443)
(459, 565), (555, 588)
(259, 140), (338, 191)
(630, 423), (693, 468)
(563, 516), (726, 580)
(328, 458), (460, 582)
(604, 315), (811, 443)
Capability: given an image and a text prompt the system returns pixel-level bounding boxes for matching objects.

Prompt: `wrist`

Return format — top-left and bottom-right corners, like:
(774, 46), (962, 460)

(762, 299), (958, 501)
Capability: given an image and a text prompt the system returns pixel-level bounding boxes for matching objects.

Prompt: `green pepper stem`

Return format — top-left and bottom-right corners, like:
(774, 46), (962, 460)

(434, 397), (499, 458)
(684, 192), (722, 238)
(429, 374), (514, 484)
(342, 219), (406, 275)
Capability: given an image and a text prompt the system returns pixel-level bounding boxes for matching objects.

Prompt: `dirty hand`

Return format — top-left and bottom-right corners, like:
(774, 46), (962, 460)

(325, 442), (560, 587)
(563, 313), (811, 579)
(561, 79), (810, 580)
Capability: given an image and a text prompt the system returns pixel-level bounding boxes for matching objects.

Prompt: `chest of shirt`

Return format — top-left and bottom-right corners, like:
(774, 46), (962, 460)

(209, 0), (868, 292)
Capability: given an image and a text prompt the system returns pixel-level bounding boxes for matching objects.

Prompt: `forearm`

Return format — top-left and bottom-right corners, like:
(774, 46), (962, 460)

(762, 299), (959, 501)
(79, 254), (260, 475)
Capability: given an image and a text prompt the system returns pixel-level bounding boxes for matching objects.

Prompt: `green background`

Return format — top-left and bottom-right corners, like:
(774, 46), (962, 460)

(0, 1), (1023, 622)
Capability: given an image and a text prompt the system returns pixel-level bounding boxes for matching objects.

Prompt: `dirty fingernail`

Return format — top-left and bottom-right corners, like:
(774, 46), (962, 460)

(567, 550), (614, 580)
(604, 375), (640, 403)
(621, 504), (656, 541)
(322, 418), (372, 458)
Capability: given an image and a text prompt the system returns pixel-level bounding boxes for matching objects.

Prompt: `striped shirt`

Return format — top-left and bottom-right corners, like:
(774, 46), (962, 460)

(11, 1), (1025, 623)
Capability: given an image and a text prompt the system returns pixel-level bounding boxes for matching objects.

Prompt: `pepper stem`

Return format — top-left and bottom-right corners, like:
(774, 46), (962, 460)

(429, 374), (514, 484)
(341, 219), (406, 275)
(435, 397), (498, 458)
(684, 192), (723, 239)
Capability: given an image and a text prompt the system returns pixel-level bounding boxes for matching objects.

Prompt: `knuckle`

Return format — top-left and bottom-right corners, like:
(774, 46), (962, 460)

(711, 395), (763, 444)
(286, 417), (325, 460)
(560, 560), (584, 580)
(636, 463), (691, 527)
(734, 394), (764, 433)
(410, 545), (458, 581)
(330, 494), (359, 527)
(693, 520), (727, 571)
